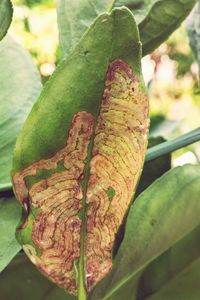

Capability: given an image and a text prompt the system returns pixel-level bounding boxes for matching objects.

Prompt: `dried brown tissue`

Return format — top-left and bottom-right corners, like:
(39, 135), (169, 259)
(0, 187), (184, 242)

(13, 59), (149, 294)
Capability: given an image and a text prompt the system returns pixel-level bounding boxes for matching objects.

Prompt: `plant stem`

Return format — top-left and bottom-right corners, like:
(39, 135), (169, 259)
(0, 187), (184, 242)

(145, 127), (200, 162)
(108, 0), (116, 12)
(0, 182), (13, 192)
(1, 128), (200, 193)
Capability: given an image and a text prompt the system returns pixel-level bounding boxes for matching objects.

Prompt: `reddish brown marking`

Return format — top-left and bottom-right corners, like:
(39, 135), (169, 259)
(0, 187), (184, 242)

(85, 59), (149, 290)
(13, 59), (149, 295)
(13, 112), (94, 294)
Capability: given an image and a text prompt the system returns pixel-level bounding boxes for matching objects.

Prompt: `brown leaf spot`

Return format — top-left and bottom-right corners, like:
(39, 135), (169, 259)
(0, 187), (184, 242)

(13, 60), (149, 294)
(13, 112), (94, 294)
(86, 59), (149, 290)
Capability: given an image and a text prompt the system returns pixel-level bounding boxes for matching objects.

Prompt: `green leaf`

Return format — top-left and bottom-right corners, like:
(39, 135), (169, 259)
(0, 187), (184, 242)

(57, 0), (109, 55)
(89, 164), (200, 300)
(0, 196), (21, 272)
(116, 0), (152, 23)
(187, 1), (200, 76)
(0, 0), (13, 41)
(105, 272), (142, 300)
(139, 0), (197, 56)
(57, 0), (196, 57)
(12, 7), (148, 297)
(0, 253), (75, 300)
(118, 0), (197, 56)
(136, 224), (200, 299)
(105, 223), (200, 300)
(0, 35), (42, 185)
(146, 259), (200, 300)
(103, 223), (200, 300)
(145, 259), (200, 300)
(148, 259), (200, 299)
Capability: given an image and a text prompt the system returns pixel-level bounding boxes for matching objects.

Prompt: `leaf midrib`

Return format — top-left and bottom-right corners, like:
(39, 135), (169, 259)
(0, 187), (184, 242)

(78, 10), (116, 298)
(78, 122), (97, 299)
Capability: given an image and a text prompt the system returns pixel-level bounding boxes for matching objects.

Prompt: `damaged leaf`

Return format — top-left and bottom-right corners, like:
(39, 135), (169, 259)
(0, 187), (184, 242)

(12, 8), (149, 297)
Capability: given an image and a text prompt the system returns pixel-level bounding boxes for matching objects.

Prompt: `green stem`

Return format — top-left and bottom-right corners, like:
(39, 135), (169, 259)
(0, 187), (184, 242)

(146, 127), (200, 162)
(0, 182), (13, 192)
(77, 117), (98, 300)
(108, 0), (116, 12)
(1, 128), (200, 193)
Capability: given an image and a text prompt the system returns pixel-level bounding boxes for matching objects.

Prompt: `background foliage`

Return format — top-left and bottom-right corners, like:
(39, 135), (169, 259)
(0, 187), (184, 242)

(0, 0), (199, 299)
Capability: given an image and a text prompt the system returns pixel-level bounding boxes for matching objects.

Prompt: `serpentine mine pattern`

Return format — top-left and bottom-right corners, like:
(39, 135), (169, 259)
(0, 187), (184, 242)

(13, 59), (149, 294)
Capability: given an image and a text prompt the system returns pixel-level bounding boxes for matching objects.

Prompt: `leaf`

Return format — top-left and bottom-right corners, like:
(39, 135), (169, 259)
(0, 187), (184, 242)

(146, 259), (200, 299)
(0, 35), (42, 185)
(105, 272), (142, 300)
(12, 7), (149, 297)
(119, 0), (197, 56)
(116, 0), (153, 24)
(100, 222), (200, 300)
(89, 164), (200, 300)
(136, 224), (200, 299)
(113, 136), (171, 257)
(0, 0), (13, 41)
(139, 0), (197, 56)
(0, 196), (21, 272)
(57, 0), (109, 55)
(0, 253), (75, 300)
(105, 223), (200, 300)
(187, 1), (200, 76)
(57, 0), (196, 57)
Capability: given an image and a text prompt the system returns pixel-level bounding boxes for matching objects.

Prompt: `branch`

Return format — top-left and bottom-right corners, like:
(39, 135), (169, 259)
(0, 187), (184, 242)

(146, 127), (200, 162)
(1, 128), (200, 193)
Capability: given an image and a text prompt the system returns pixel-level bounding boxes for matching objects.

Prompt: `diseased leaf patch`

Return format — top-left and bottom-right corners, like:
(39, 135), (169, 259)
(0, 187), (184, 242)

(12, 60), (148, 294)
(13, 60), (148, 293)
(85, 60), (148, 290)
(13, 112), (94, 293)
